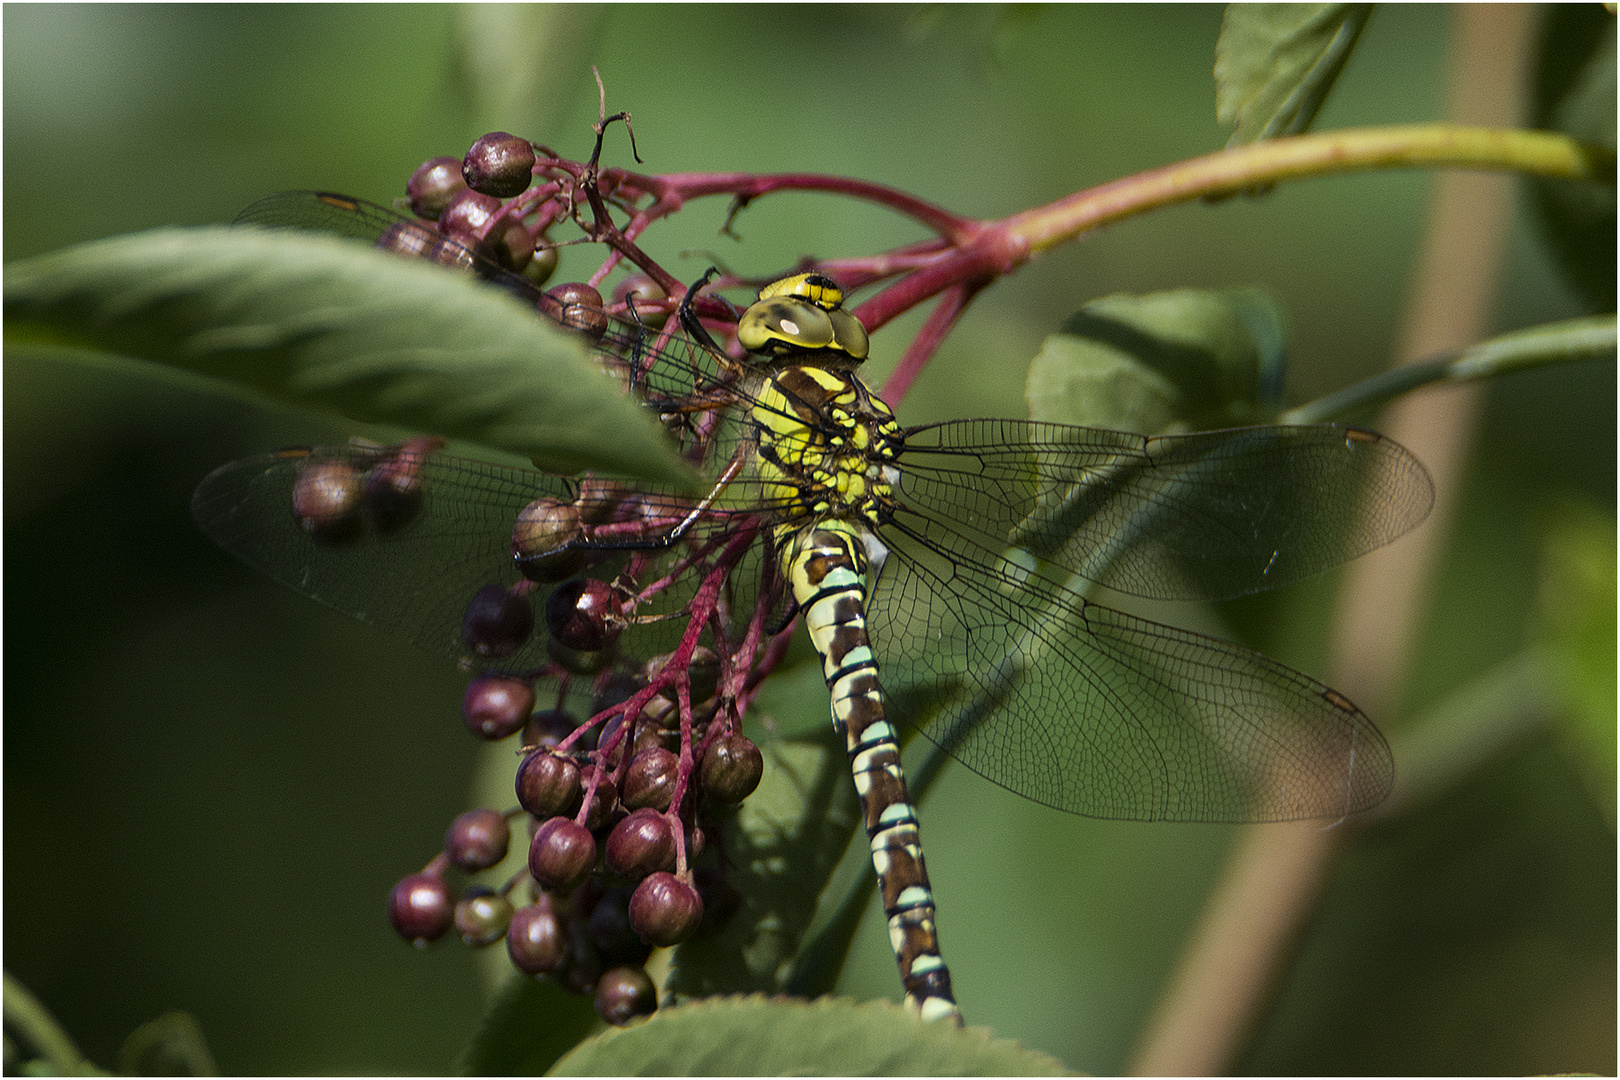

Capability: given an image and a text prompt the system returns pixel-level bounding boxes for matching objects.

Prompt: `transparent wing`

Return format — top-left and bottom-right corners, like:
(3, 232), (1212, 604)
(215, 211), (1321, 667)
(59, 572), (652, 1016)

(868, 509), (1393, 822)
(193, 445), (574, 670)
(894, 419), (1434, 602)
(862, 417), (1427, 822)
(190, 443), (769, 674)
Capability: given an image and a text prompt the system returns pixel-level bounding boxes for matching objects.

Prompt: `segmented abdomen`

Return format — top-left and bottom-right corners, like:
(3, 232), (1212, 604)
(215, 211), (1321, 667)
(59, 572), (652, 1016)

(786, 522), (961, 1025)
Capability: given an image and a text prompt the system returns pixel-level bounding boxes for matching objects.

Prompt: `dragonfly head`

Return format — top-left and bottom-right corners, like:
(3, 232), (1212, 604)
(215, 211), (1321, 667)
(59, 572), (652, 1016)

(737, 273), (870, 364)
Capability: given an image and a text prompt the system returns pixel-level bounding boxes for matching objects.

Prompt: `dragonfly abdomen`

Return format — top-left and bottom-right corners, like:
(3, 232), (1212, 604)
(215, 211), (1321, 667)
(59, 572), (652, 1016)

(788, 522), (962, 1026)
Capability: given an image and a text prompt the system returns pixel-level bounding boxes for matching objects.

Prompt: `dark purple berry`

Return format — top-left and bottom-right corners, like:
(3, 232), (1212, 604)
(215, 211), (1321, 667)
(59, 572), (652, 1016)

(621, 747), (679, 812)
(562, 914), (605, 996)
(361, 437), (438, 534)
(592, 671), (645, 717)
(545, 578), (623, 652)
(464, 675), (535, 740)
(628, 872), (704, 948)
(512, 498), (585, 582)
(587, 888), (651, 966)
(438, 188), (502, 240)
(446, 808), (510, 871)
(407, 156), (466, 220)
(520, 707), (577, 752)
(683, 646), (722, 705)
(523, 244), (559, 287)
(292, 459), (363, 544)
(632, 715), (671, 757)
(612, 274), (669, 328)
(463, 132), (536, 198)
(529, 817), (596, 893)
(506, 897), (566, 974)
(605, 808), (676, 879)
(546, 637), (615, 677)
(595, 966), (657, 1026)
(640, 692), (676, 730)
(462, 583), (534, 658)
(455, 888), (514, 946)
(389, 873), (454, 945)
(481, 218), (535, 273)
(577, 765), (618, 831)
(515, 751), (581, 819)
(701, 734), (763, 805)
(595, 711), (632, 769)
(546, 283), (608, 340)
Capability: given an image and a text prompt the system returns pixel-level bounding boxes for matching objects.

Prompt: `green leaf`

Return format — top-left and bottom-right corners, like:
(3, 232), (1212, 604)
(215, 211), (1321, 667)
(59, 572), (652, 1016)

(1529, 5), (1617, 311)
(3, 227), (694, 486)
(547, 996), (1072, 1076)
(1215, 4), (1373, 146)
(1025, 287), (1285, 432)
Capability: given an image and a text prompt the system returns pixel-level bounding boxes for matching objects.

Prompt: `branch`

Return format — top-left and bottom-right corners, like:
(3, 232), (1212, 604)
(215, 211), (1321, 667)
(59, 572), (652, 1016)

(1005, 124), (1611, 255)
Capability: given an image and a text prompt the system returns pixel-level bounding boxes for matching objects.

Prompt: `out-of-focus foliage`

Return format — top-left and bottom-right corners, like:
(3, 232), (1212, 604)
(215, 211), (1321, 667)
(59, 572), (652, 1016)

(1215, 3), (1373, 144)
(1528, 3), (1616, 311)
(5, 5), (1612, 1074)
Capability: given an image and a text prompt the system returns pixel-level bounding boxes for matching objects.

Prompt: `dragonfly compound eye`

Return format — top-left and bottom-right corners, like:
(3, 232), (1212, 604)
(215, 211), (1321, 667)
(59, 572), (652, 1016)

(740, 274), (870, 360)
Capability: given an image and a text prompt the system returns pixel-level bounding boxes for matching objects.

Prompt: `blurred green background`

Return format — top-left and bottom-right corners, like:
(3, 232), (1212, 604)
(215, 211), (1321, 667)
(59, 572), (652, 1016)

(5, 5), (1612, 1074)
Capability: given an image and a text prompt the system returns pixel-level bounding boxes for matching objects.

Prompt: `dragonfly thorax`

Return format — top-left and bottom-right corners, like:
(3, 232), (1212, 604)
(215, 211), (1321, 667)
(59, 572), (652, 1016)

(750, 365), (902, 541)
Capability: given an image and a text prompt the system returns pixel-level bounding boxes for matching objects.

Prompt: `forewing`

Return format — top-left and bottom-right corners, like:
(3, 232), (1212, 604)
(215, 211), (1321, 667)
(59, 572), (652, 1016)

(192, 446), (572, 670)
(893, 420), (1433, 602)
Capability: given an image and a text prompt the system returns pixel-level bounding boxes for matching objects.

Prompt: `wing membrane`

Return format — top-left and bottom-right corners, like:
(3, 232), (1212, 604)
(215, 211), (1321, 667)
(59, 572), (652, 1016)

(895, 420), (1434, 602)
(867, 510), (1393, 822)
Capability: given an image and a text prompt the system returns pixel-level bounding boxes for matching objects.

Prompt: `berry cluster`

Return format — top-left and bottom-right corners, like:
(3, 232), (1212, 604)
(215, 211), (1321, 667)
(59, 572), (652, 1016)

(372, 132), (773, 1025)
(389, 640), (758, 1025)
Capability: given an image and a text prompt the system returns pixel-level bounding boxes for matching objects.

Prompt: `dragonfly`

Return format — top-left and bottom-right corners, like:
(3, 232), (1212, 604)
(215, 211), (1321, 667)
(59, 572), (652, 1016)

(195, 191), (1435, 1025)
